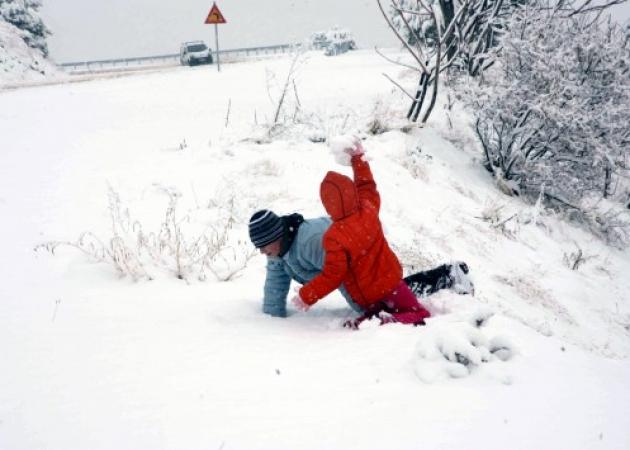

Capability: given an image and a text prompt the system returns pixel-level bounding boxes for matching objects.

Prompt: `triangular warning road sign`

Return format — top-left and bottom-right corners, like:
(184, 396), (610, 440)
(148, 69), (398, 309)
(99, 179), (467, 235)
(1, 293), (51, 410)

(205, 3), (227, 24)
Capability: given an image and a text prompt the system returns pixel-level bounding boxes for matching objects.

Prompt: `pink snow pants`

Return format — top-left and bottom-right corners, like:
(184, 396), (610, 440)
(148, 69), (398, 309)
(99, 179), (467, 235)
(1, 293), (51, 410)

(370, 280), (431, 325)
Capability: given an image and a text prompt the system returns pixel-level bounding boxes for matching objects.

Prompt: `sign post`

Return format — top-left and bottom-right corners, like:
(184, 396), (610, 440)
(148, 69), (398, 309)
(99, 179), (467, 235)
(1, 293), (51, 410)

(204, 2), (227, 72)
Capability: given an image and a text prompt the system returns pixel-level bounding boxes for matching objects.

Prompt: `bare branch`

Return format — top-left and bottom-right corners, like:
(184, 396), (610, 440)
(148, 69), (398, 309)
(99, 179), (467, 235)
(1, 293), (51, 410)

(374, 46), (422, 72)
(382, 73), (417, 100)
(421, 6), (442, 124)
(569, 0), (625, 17)
(391, 0), (429, 62)
(376, 0), (429, 72)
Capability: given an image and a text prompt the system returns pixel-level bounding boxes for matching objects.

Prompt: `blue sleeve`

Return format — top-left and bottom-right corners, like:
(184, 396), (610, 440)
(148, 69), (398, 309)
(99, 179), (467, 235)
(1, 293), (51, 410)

(263, 257), (292, 317)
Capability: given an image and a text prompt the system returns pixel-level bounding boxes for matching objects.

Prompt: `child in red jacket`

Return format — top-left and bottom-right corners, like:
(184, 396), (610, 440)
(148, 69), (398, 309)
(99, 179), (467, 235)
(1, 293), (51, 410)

(291, 139), (431, 328)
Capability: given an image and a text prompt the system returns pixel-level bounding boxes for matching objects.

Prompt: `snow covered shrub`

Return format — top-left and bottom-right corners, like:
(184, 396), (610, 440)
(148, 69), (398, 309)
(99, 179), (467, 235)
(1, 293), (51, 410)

(467, 3), (630, 245)
(36, 186), (256, 282)
(562, 244), (594, 271)
(139, 186), (256, 282)
(0, 0), (50, 56)
(0, 2), (59, 84)
(257, 48), (368, 143)
(477, 198), (520, 238)
(403, 143), (429, 181)
(365, 97), (406, 135)
(262, 49), (317, 140)
(35, 188), (152, 281)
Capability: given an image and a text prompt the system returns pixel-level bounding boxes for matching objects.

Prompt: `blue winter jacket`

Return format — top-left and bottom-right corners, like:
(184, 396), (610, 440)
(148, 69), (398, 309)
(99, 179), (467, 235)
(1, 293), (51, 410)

(262, 216), (362, 317)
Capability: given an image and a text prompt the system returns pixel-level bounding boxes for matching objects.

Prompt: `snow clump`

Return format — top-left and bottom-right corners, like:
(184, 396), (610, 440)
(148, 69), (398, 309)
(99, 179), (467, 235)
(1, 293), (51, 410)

(413, 310), (516, 384)
(329, 134), (360, 166)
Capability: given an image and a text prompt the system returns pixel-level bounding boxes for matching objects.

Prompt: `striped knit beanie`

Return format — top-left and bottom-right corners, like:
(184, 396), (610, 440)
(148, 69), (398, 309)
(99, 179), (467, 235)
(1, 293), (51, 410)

(248, 209), (284, 248)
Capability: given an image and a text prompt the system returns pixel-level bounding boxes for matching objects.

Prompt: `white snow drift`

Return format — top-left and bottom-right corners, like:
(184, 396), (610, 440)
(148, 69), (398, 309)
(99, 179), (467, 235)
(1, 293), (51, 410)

(0, 49), (629, 450)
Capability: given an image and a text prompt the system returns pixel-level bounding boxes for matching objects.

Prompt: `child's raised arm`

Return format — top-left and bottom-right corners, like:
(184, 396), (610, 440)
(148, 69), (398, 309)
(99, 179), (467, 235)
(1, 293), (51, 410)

(350, 141), (380, 211)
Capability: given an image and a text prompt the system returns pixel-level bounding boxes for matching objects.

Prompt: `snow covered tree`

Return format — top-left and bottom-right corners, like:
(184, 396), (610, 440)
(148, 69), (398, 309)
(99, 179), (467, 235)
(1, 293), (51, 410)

(388, 0), (517, 75)
(0, 0), (50, 56)
(378, 0), (470, 123)
(377, 0), (523, 123)
(466, 0), (630, 242)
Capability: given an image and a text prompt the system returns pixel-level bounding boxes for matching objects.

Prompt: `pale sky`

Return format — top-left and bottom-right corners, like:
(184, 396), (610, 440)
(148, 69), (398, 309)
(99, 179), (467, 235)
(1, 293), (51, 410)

(40, 0), (630, 64)
(40, 0), (399, 63)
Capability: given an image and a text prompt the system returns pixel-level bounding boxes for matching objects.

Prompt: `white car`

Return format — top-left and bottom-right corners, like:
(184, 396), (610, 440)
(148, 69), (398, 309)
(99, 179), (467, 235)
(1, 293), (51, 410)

(179, 41), (213, 66)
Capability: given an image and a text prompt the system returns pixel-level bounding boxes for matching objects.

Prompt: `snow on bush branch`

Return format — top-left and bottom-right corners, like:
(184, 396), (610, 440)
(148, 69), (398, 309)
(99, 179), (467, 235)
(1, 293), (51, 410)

(463, 1), (630, 245)
(35, 186), (256, 282)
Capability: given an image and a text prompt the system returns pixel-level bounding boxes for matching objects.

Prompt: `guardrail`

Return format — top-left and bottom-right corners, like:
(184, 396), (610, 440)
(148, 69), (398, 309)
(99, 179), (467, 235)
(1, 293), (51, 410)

(59, 43), (299, 73)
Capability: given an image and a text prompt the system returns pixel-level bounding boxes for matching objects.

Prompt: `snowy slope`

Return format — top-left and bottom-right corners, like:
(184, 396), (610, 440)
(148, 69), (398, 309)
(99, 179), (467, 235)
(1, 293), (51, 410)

(0, 50), (629, 450)
(0, 19), (61, 86)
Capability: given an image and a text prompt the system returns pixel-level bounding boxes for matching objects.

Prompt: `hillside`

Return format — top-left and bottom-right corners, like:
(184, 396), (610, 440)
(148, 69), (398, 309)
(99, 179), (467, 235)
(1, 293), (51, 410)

(0, 50), (629, 449)
(0, 19), (60, 86)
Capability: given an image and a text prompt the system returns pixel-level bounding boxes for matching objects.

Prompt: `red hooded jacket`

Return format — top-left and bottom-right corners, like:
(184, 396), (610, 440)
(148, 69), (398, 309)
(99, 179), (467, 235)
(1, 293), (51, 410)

(299, 155), (402, 308)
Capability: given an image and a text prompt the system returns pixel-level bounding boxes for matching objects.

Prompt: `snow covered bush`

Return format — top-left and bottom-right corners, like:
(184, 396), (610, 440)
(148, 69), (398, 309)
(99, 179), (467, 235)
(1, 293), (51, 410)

(0, 0), (49, 55)
(0, 0), (60, 84)
(309, 27), (357, 56)
(465, 2), (630, 245)
(36, 186), (257, 282)
(259, 49), (315, 141)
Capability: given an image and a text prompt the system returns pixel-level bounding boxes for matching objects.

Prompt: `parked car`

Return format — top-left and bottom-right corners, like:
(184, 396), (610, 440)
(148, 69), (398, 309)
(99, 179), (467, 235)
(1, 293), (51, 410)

(179, 41), (213, 66)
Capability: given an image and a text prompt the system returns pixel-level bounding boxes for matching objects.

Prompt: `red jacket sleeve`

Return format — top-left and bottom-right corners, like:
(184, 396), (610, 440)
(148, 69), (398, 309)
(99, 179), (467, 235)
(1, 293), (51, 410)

(351, 155), (380, 211)
(299, 234), (349, 305)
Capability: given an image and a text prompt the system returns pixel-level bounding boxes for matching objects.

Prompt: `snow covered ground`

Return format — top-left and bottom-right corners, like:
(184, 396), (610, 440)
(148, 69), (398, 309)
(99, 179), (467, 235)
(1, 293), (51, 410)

(1, 50), (629, 450)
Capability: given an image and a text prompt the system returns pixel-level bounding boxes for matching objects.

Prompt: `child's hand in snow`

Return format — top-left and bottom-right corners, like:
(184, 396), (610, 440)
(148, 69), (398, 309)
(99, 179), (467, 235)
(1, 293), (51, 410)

(291, 292), (310, 312)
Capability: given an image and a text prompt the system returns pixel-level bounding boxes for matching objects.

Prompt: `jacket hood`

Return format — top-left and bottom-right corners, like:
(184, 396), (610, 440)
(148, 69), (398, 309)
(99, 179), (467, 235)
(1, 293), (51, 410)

(320, 171), (358, 221)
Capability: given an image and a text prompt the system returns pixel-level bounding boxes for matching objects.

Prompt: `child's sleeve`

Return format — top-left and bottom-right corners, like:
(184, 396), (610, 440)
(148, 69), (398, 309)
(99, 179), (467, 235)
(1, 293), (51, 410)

(299, 236), (349, 305)
(351, 155), (380, 211)
(262, 257), (291, 317)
